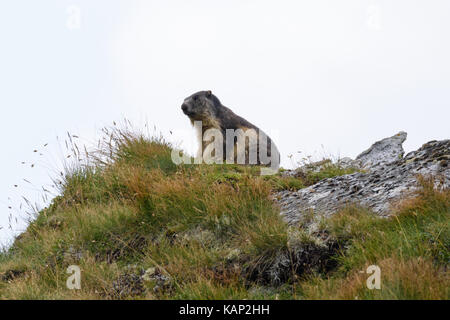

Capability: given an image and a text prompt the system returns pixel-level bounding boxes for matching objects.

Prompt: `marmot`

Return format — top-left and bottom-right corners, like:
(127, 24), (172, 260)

(181, 90), (280, 171)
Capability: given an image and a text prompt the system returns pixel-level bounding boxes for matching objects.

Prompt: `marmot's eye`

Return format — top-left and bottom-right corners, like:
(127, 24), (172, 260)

(193, 96), (198, 101)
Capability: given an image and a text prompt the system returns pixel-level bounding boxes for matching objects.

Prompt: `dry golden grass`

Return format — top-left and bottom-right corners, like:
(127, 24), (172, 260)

(301, 257), (449, 300)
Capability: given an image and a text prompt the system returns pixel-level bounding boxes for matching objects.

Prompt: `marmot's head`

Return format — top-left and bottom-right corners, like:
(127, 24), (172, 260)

(181, 90), (221, 122)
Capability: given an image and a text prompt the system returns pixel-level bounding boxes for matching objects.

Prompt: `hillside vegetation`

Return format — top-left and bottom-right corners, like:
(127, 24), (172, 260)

(0, 128), (448, 299)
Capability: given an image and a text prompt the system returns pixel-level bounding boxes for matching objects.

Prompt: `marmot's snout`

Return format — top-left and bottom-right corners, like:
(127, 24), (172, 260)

(181, 103), (190, 115)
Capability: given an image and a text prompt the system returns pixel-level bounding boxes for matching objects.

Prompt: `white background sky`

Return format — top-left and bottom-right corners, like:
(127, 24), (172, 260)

(1, 0), (449, 246)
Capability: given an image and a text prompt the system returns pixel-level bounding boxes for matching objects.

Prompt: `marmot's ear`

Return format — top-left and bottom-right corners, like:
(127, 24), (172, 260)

(206, 90), (212, 97)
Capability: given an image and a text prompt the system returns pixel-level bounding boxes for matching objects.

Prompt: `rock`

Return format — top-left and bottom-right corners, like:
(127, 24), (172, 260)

(141, 267), (172, 294)
(63, 246), (83, 263)
(355, 131), (407, 169)
(337, 157), (357, 170)
(281, 159), (336, 178)
(276, 134), (449, 226)
(110, 272), (145, 298)
(242, 233), (339, 285)
(142, 267), (156, 281)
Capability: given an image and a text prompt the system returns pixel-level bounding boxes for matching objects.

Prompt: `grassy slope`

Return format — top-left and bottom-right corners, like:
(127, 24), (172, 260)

(0, 130), (448, 299)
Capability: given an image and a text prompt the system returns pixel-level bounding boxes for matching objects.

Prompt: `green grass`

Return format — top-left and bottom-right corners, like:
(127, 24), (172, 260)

(0, 128), (448, 300)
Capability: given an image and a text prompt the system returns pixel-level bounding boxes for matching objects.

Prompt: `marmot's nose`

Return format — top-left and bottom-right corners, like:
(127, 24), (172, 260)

(181, 104), (188, 112)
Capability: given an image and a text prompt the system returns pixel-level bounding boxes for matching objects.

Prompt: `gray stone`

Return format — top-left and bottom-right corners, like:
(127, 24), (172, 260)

(355, 131), (407, 169)
(276, 134), (449, 226)
(142, 267), (156, 281)
(337, 157), (356, 170)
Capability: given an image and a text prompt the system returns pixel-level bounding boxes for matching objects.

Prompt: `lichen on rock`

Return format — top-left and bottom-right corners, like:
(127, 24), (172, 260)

(276, 132), (450, 226)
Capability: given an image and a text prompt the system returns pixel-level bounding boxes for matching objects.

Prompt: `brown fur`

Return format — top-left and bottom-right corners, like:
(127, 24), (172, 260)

(181, 91), (280, 168)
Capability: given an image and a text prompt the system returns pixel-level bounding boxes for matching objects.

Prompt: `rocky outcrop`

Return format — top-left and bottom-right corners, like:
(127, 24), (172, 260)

(355, 131), (407, 169)
(276, 133), (449, 226)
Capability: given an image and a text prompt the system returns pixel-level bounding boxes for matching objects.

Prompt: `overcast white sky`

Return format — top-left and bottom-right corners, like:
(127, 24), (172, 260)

(1, 0), (449, 246)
